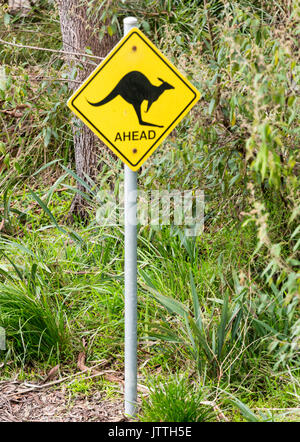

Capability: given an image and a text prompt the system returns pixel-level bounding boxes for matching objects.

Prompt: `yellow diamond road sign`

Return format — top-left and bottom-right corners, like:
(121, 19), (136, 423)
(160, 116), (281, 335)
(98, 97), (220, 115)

(68, 28), (200, 171)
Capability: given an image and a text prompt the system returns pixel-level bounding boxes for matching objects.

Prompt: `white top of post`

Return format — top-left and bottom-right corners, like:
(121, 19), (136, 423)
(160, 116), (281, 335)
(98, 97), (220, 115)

(124, 17), (138, 35)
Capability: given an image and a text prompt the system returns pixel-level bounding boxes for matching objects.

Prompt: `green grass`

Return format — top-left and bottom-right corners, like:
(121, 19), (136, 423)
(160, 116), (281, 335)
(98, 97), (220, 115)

(0, 283), (71, 363)
(0, 182), (299, 419)
(139, 374), (216, 422)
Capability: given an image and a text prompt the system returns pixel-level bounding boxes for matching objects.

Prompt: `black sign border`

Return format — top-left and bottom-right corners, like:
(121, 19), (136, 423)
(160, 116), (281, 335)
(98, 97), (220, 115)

(71, 30), (198, 168)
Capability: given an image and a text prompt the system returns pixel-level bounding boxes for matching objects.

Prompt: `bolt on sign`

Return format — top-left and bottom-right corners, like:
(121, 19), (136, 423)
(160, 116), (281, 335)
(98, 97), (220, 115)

(68, 28), (200, 171)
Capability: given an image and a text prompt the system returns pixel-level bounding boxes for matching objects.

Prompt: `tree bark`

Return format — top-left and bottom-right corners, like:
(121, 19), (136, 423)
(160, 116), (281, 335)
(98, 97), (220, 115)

(57, 0), (118, 219)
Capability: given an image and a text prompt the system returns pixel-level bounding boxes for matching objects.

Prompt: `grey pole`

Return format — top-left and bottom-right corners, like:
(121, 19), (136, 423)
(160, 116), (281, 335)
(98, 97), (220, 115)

(123, 16), (138, 418)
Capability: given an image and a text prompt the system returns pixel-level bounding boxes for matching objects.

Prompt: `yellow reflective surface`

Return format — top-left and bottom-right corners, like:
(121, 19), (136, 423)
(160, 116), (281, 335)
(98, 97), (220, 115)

(68, 28), (200, 171)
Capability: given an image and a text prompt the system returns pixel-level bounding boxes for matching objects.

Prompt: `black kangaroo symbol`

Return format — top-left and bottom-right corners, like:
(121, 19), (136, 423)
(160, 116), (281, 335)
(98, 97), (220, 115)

(87, 71), (174, 128)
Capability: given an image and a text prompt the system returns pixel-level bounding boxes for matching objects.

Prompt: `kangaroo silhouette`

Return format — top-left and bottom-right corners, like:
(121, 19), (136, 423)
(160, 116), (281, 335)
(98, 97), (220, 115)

(87, 71), (174, 128)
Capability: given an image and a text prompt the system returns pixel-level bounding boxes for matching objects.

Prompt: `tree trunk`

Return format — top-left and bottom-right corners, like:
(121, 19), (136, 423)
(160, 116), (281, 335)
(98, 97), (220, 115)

(57, 0), (118, 219)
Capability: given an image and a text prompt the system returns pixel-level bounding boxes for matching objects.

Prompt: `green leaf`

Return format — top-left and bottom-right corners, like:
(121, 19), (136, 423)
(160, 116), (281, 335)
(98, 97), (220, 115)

(188, 316), (212, 361)
(45, 173), (69, 205)
(0, 239), (35, 258)
(1, 253), (23, 281)
(139, 269), (159, 291)
(141, 20), (150, 33)
(252, 318), (279, 337)
(62, 184), (94, 204)
(184, 312), (196, 351)
(28, 188), (66, 234)
(176, 35), (184, 45)
(68, 230), (84, 244)
(107, 25), (114, 36)
(32, 159), (61, 177)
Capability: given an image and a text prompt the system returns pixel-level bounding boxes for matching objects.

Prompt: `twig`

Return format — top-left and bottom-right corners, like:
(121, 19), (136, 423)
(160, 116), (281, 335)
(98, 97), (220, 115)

(0, 109), (23, 117)
(203, 0), (217, 61)
(75, 349), (149, 393)
(9, 369), (148, 396)
(8, 369), (115, 396)
(0, 38), (104, 61)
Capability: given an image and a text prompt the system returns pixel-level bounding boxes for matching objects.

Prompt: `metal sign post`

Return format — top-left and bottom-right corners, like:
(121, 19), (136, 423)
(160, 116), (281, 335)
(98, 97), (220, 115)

(123, 16), (138, 418)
